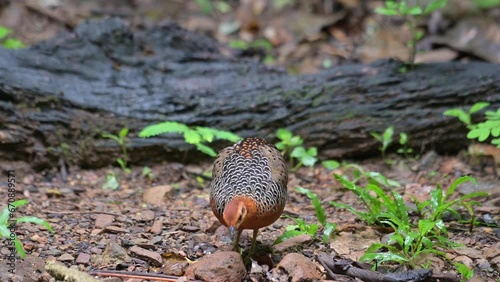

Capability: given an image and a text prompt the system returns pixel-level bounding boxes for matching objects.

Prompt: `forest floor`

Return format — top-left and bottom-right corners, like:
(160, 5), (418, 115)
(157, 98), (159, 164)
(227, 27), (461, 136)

(0, 149), (498, 281)
(0, 0), (499, 281)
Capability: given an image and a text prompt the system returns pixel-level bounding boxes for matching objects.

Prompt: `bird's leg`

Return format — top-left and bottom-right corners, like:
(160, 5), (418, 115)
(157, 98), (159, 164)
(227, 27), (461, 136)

(232, 229), (243, 252)
(248, 229), (259, 258)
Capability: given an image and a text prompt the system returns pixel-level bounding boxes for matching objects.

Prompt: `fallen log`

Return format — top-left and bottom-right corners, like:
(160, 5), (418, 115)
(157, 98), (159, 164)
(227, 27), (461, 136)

(0, 18), (499, 169)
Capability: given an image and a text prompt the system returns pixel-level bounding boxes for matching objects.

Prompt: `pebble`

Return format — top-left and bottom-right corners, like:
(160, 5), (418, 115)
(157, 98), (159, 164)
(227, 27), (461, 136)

(273, 253), (321, 282)
(57, 253), (74, 262)
(129, 246), (162, 267)
(94, 214), (115, 229)
(76, 253), (91, 265)
(104, 226), (127, 233)
(150, 218), (163, 234)
(185, 251), (246, 282)
(143, 185), (173, 206)
(273, 234), (313, 253)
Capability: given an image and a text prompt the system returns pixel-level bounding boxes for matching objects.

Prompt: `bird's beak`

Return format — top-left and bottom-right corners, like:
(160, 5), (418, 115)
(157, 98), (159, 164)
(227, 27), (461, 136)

(229, 226), (236, 241)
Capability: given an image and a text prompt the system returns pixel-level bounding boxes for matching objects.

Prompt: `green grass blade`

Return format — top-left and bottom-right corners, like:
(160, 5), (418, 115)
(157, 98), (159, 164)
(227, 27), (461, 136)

(322, 222), (336, 243)
(16, 216), (54, 233)
(14, 237), (25, 259)
(296, 187), (326, 225)
(360, 252), (408, 264)
(1, 199), (29, 224)
(446, 176), (475, 199)
(273, 230), (306, 245)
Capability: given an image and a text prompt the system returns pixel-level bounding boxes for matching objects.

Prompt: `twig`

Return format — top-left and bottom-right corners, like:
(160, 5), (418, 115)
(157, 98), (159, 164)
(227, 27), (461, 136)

(89, 269), (190, 282)
(316, 253), (435, 282)
(46, 211), (121, 216)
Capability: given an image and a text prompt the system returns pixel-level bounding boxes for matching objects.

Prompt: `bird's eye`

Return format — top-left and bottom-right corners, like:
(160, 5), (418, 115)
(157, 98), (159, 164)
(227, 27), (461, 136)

(237, 213), (243, 223)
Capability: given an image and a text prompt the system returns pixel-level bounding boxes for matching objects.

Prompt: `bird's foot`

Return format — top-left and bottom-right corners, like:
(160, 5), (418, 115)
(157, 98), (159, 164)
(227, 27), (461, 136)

(243, 254), (253, 266)
(232, 244), (242, 254)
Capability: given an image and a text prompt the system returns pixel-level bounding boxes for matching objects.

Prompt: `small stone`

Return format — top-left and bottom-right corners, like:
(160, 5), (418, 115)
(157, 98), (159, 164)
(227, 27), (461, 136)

(455, 255), (473, 268)
(22, 175), (34, 185)
(150, 219), (163, 234)
(24, 225), (40, 233)
(76, 253), (91, 265)
(95, 214), (115, 229)
(97, 241), (132, 266)
(129, 246), (162, 267)
(190, 211), (200, 221)
(273, 234), (313, 253)
(483, 242), (500, 260)
(90, 229), (102, 236)
(90, 247), (102, 255)
(454, 247), (483, 259)
(104, 226), (127, 233)
(191, 234), (209, 244)
(185, 251), (246, 282)
(194, 196), (209, 207)
(490, 255), (500, 269)
(273, 222), (283, 229)
(477, 258), (491, 270)
(182, 225), (200, 232)
(45, 248), (62, 256)
(30, 234), (47, 243)
(151, 236), (163, 245)
(163, 252), (189, 276)
(214, 225), (230, 242)
(57, 253), (74, 262)
(273, 253), (321, 282)
(134, 209), (156, 221)
(143, 185), (173, 206)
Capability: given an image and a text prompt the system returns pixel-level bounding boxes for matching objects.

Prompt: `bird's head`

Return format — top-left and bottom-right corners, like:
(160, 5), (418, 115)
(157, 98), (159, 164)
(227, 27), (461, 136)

(223, 198), (248, 240)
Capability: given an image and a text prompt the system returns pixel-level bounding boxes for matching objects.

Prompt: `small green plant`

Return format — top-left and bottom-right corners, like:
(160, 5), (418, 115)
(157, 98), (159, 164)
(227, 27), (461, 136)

(195, 0), (231, 14)
(142, 166), (154, 180)
(1, 200), (54, 258)
(275, 128), (315, 170)
(375, 0), (448, 66)
(273, 0), (296, 10)
(468, 107), (500, 147)
(337, 163), (401, 187)
(275, 128), (303, 156)
(444, 102), (500, 147)
(276, 128), (338, 171)
(275, 187), (336, 244)
(355, 176), (488, 268)
(102, 172), (120, 190)
(229, 39), (275, 64)
(331, 172), (402, 225)
(321, 160), (340, 170)
(444, 102), (490, 129)
(397, 132), (413, 158)
(275, 216), (319, 244)
(454, 262), (474, 282)
(418, 176), (487, 230)
(290, 146), (318, 170)
(473, 0), (500, 9)
(0, 26), (25, 49)
(102, 128), (131, 174)
(370, 126), (394, 158)
(139, 121), (241, 157)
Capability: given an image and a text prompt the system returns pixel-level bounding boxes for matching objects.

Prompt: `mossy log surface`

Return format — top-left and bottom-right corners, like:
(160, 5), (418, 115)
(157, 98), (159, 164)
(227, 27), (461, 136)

(0, 18), (499, 169)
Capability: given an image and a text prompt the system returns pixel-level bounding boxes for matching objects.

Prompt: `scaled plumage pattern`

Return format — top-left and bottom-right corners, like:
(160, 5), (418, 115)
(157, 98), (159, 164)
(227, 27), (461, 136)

(210, 137), (288, 256)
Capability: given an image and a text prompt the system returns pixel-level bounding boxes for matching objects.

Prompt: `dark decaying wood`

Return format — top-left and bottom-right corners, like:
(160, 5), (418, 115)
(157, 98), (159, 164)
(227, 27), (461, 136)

(0, 18), (499, 169)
